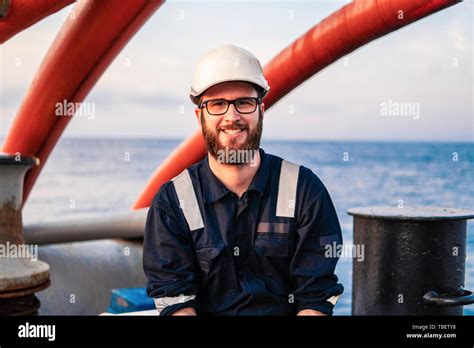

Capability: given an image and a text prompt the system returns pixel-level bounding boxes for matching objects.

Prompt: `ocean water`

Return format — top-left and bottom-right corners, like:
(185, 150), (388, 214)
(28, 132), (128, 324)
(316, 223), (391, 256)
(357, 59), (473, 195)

(18, 138), (474, 315)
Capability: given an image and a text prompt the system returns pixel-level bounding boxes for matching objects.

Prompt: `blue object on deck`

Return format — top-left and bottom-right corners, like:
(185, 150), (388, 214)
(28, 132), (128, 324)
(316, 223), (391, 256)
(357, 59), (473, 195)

(107, 287), (155, 313)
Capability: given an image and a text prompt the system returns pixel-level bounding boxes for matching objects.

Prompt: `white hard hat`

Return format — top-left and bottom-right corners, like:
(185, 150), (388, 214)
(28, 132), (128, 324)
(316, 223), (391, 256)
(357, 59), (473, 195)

(190, 44), (270, 105)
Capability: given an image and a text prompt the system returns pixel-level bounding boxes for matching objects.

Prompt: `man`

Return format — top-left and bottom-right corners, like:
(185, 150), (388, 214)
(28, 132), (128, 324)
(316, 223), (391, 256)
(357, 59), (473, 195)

(143, 44), (343, 316)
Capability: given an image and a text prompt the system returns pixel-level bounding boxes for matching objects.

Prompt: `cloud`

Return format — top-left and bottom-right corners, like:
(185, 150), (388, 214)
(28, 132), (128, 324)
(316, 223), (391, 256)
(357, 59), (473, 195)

(0, 0), (472, 141)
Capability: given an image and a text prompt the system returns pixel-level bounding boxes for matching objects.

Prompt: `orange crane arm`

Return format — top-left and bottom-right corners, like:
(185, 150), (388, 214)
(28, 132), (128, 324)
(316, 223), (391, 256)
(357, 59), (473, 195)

(1, 0), (165, 206)
(0, 0), (75, 44)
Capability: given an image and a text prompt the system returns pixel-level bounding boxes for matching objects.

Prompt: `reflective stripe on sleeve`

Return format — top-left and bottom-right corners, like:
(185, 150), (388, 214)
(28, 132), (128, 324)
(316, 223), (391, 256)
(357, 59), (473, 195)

(326, 295), (341, 306)
(154, 294), (197, 313)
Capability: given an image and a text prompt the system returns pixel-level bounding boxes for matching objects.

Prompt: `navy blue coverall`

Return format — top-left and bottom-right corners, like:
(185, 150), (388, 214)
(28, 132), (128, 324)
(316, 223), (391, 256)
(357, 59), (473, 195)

(143, 148), (343, 315)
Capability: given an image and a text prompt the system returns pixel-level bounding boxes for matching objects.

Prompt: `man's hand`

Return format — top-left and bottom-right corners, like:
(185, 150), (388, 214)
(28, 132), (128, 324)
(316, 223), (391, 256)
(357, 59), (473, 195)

(297, 309), (327, 316)
(170, 307), (197, 316)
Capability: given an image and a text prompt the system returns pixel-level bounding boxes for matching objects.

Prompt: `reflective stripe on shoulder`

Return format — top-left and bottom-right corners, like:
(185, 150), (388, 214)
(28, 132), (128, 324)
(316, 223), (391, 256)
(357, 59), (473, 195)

(276, 160), (300, 218)
(172, 170), (204, 231)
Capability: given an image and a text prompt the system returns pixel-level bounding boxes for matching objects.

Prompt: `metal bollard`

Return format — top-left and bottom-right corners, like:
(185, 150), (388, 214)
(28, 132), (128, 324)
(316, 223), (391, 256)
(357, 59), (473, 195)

(347, 206), (474, 315)
(0, 153), (50, 315)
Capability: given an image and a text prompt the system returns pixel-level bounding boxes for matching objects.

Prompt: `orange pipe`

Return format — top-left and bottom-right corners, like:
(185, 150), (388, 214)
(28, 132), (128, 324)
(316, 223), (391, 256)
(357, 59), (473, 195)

(1, 0), (165, 206)
(263, 0), (461, 108)
(129, 132), (206, 210)
(131, 0), (460, 209)
(0, 0), (75, 44)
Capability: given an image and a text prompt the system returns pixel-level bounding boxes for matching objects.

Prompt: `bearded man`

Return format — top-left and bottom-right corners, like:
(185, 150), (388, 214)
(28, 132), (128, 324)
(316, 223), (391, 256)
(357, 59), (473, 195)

(143, 44), (343, 316)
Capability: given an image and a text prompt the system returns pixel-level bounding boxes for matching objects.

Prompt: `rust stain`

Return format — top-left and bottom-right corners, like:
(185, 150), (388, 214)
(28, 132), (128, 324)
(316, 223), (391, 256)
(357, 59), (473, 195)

(0, 279), (51, 299)
(0, 197), (24, 244)
(0, 196), (25, 244)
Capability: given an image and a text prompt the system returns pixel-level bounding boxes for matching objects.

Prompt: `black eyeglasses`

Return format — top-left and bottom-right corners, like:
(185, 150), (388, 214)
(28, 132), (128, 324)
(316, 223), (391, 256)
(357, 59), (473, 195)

(199, 97), (261, 116)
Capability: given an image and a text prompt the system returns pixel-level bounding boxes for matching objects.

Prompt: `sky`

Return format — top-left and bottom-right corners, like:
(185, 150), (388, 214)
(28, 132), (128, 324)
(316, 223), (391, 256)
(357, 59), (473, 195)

(0, 0), (473, 142)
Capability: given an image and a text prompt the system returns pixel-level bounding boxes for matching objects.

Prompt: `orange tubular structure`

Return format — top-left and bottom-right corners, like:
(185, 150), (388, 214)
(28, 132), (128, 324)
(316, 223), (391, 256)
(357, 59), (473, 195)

(0, 0), (75, 44)
(1, 0), (165, 206)
(131, 0), (461, 210)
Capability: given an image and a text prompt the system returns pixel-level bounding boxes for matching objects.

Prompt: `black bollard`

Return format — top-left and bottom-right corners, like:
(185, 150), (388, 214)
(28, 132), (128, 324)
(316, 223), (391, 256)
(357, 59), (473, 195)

(347, 206), (474, 315)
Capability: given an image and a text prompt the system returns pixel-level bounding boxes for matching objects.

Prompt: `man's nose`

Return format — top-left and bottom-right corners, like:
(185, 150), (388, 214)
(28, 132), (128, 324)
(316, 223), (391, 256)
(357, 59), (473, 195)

(222, 103), (242, 121)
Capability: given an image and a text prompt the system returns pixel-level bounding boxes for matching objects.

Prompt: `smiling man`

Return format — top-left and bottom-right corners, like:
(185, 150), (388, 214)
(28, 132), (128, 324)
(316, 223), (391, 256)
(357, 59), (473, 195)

(143, 44), (343, 316)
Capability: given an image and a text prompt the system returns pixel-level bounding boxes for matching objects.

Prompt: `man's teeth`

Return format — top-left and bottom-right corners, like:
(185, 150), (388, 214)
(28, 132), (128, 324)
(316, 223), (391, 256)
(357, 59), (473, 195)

(222, 129), (243, 135)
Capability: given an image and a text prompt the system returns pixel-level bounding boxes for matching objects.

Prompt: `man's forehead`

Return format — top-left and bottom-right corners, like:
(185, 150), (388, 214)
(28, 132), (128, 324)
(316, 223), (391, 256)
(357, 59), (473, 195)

(202, 81), (257, 99)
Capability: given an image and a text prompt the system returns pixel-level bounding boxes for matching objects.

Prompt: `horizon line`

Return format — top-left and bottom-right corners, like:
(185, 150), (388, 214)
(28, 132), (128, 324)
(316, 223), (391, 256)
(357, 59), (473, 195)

(1, 135), (471, 145)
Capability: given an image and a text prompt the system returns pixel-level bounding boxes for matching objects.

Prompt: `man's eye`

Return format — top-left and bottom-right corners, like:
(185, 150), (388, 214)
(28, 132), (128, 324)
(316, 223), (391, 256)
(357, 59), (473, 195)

(237, 99), (252, 106)
(211, 101), (226, 107)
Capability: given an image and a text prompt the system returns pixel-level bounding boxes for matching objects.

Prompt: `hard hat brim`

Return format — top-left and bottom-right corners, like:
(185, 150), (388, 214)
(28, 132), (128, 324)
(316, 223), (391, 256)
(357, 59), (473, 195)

(189, 78), (269, 105)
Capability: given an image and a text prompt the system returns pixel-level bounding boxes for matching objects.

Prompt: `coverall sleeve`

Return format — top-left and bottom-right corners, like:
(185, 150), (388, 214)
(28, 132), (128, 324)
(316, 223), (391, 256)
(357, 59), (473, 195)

(290, 168), (344, 315)
(143, 198), (200, 316)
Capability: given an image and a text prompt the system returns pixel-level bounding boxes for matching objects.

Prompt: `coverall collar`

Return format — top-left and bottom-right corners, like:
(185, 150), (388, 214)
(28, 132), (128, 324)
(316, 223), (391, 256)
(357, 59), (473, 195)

(202, 148), (269, 204)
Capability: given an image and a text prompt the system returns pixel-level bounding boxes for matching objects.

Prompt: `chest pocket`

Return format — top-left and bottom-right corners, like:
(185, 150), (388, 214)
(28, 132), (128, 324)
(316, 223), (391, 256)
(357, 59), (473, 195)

(195, 242), (237, 292)
(195, 244), (222, 273)
(255, 222), (295, 257)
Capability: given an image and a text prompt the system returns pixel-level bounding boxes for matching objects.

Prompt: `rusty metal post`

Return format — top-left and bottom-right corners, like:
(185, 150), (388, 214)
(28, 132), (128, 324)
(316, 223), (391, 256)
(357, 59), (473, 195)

(0, 153), (50, 315)
(347, 206), (474, 315)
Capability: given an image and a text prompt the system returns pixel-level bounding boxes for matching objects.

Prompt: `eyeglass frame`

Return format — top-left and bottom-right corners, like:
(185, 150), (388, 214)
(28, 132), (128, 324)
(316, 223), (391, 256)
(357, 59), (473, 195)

(198, 97), (262, 116)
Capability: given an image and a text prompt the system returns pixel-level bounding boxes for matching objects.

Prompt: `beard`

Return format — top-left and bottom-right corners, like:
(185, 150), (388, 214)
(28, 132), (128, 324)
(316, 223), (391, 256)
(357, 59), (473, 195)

(201, 109), (263, 166)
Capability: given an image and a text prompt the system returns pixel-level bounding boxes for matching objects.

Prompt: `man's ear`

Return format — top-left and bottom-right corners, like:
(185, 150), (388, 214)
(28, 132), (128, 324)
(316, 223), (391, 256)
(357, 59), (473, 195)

(260, 103), (265, 118)
(195, 107), (202, 126)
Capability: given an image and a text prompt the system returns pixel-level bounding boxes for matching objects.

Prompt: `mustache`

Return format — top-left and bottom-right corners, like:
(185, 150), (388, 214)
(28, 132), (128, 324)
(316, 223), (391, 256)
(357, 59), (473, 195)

(219, 122), (248, 131)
